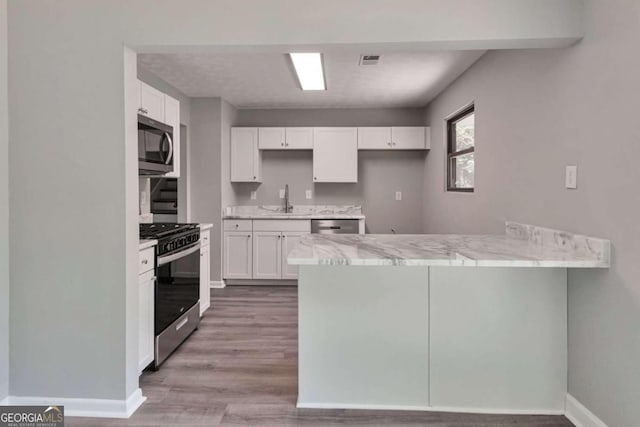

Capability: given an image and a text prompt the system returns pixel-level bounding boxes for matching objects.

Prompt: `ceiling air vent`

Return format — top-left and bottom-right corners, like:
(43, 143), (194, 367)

(359, 55), (380, 66)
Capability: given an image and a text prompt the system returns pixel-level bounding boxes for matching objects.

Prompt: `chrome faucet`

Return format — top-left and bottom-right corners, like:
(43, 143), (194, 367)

(284, 184), (292, 213)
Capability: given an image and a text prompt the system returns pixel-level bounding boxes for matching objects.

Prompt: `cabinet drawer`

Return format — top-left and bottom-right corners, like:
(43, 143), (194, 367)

(200, 230), (211, 247)
(139, 247), (155, 275)
(223, 219), (253, 232)
(252, 220), (311, 232)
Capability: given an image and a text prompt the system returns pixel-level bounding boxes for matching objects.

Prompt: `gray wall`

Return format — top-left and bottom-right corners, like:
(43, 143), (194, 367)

(234, 108), (426, 233)
(423, 1), (640, 425)
(190, 99), (223, 280)
(0, 0), (8, 402)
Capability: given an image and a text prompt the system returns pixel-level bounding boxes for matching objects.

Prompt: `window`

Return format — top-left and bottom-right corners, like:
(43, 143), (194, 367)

(447, 105), (475, 192)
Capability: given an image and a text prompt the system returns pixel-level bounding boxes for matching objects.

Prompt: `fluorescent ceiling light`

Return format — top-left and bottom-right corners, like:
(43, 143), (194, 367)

(289, 53), (326, 91)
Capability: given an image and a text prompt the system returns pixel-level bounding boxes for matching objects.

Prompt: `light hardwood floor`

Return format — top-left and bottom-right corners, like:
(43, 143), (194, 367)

(68, 286), (574, 426)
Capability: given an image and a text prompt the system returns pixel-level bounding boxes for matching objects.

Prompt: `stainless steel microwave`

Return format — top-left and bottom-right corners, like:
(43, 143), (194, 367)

(138, 114), (174, 175)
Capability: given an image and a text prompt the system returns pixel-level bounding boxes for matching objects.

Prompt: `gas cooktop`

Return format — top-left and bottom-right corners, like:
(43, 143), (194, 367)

(139, 223), (199, 240)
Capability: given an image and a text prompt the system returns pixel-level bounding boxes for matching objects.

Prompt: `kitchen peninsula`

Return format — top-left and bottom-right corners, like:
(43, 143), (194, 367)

(288, 222), (610, 414)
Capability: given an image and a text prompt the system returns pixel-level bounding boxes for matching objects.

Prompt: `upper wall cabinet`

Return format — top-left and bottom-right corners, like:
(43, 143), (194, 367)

(258, 127), (313, 150)
(358, 127), (430, 150)
(313, 127), (358, 183)
(231, 128), (262, 182)
(138, 81), (165, 123)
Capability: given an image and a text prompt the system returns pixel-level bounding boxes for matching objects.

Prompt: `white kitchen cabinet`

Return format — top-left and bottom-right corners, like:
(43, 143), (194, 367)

(199, 229), (211, 316)
(313, 127), (358, 183)
(258, 127), (286, 149)
(138, 81), (165, 122)
(138, 269), (155, 374)
(223, 231), (253, 279)
(163, 94), (181, 178)
(358, 127), (430, 150)
(258, 127), (313, 150)
(252, 231), (282, 279)
(285, 127), (313, 149)
(392, 127), (428, 149)
(231, 128), (262, 182)
(282, 232), (305, 279)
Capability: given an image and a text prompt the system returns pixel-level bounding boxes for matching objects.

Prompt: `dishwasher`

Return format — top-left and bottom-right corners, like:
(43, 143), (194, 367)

(311, 219), (360, 234)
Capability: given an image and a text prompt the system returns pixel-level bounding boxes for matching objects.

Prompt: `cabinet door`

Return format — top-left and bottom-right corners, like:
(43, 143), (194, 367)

(253, 232), (282, 279)
(358, 127), (392, 149)
(282, 232), (307, 279)
(258, 127), (286, 149)
(285, 127), (313, 149)
(138, 271), (155, 374)
(231, 128), (261, 182)
(199, 244), (211, 316)
(138, 81), (165, 122)
(163, 94), (181, 178)
(391, 127), (426, 149)
(224, 232), (253, 279)
(313, 128), (358, 183)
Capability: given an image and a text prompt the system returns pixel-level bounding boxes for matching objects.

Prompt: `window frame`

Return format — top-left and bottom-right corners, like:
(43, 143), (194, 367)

(446, 104), (475, 193)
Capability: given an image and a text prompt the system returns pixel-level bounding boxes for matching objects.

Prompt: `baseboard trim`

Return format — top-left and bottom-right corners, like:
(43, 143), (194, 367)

(4, 388), (146, 418)
(225, 279), (297, 286)
(296, 401), (564, 415)
(210, 280), (225, 289)
(565, 394), (608, 427)
(0, 396), (9, 405)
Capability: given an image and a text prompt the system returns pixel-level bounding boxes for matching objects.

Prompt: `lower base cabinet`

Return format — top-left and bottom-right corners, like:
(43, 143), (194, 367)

(138, 269), (155, 374)
(199, 230), (211, 316)
(223, 220), (310, 281)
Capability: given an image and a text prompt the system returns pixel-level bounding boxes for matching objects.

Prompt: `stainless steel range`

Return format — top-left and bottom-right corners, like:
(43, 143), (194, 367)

(140, 223), (201, 369)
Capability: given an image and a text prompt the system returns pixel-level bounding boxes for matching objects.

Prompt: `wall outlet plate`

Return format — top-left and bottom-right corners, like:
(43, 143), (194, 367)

(250, 191), (257, 200)
(565, 165), (578, 189)
(395, 191), (402, 201)
(279, 189), (285, 199)
(306, 190), (312, 199)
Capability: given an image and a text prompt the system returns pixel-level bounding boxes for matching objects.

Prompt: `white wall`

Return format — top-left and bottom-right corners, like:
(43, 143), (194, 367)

(423, 1), (640, 425)
(0, 0), (9, 402)
(234, 108), (426, 233)
(6, 0), (584, 406)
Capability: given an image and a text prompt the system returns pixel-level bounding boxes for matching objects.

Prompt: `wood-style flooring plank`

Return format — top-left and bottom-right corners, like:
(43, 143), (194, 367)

(67, 286), (574, 427)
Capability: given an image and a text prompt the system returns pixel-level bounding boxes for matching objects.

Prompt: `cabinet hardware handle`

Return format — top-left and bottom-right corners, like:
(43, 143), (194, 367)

(281, 143), (284, 146)
(247, 235), (251, 238)
(253, 176), (256, 180)
(142, 259), (148, 264)
(235, 224), (239, 228)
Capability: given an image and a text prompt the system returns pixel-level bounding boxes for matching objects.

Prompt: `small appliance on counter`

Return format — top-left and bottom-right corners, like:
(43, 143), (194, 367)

(139, 223), (201, 369)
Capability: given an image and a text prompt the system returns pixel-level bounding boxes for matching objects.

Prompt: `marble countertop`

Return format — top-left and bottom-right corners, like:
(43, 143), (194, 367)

(288, 223), (610, 268)
(139, 239), (157, 250)
(223, 205), (365, 220)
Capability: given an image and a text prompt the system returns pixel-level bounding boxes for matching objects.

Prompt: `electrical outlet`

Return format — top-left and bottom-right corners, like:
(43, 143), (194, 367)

(250, 191), (257, 200)
(279, 189), (285, 199)
(565, 165), (577, 189)
(395, 191), (402, 201)
(306, 190), (312, 199)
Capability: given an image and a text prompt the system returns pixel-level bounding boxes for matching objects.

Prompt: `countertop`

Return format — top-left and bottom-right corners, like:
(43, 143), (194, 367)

(199, 223), (213, 231)
(287, 222), (610, 268)
(223, 205), (365, 220)
(139, 239), (157, 250)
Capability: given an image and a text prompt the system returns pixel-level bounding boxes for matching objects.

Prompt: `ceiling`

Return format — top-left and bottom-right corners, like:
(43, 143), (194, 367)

(138, 50), (485, 109)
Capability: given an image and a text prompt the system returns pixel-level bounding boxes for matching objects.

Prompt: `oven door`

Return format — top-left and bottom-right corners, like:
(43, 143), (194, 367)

(155, 242), (200, 335)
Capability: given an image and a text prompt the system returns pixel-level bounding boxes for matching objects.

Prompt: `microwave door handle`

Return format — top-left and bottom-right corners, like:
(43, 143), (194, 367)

(164, 132), (174, 165)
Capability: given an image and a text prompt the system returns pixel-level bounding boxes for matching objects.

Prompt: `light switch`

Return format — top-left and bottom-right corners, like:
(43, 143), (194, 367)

(279, 189), (285, 199)
(306, 190), (312, 199)
(250, 191), (257, 200)
(565, 165), (578, 189)
(395, 191), (402, 201)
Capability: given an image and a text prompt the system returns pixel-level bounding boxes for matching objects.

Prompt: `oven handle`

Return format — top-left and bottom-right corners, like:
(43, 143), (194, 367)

(157, 242), (201, 266)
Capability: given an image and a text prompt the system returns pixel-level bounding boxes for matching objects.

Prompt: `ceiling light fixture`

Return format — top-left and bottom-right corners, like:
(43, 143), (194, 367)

(289, 53), (326, 91)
